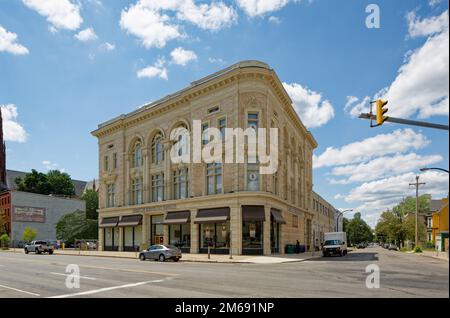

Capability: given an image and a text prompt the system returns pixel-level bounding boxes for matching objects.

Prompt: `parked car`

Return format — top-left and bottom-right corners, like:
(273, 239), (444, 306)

(383, 243), (389, 249)
(388, 244), (399, 251)
(139, 244), (182, 262)
(48, 240), (60, 250)
(24, 241), (54, 255)
(357, 242), (366, 249)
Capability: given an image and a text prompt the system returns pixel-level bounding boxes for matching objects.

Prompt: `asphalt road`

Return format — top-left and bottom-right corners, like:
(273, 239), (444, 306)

(0, 247), (448, 298)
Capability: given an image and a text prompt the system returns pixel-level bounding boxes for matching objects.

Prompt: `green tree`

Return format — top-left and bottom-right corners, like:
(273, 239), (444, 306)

(374, 195), (430, 247)
(0, 211), (7, 235)
(47, 170), (75, 196)
(15, 169), (75, 196)
(0, 234), (10, 249)
(22, 227), (37, 243)
(346, 213), (373, 245)
(56, 210), (98, 245)
(15, 169), (51, 194)
(342, 217), (350, 232)
(82, 189), (99, 220)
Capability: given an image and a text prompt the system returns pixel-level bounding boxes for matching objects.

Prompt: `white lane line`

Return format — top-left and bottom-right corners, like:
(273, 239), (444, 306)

(48, 279), (165, 298)
(49, 272), (97, 281)
(0, 284), (41, 297)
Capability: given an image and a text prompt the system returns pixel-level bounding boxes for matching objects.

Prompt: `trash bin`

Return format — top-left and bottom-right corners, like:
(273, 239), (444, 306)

(285, 244), (295, 254)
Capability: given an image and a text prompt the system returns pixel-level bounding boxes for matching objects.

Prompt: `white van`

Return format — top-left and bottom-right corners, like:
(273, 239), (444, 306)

(322, 232), (348, 257)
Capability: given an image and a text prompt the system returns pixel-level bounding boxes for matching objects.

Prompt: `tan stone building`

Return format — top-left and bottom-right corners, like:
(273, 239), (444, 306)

(311, 191), (337, 250)
(91, 61), (318, 255)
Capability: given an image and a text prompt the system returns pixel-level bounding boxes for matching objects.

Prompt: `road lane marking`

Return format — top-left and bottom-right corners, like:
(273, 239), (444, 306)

(48, 279), (166, 298)
(49, 272), (97, 280)
(0, 284), (41, 297)
(0, 257), (178, 277)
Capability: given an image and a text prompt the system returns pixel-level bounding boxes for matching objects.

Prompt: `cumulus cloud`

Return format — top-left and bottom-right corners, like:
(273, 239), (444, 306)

(329, 153), (443, 184)
(137, 57), (168, 80)
(283, 82), (335, 129)
(236, 0), (290, 17)
(407, 10), (448, 38)
(74, 27), (98, 42)
(313, 129), (429, 169)
(1, 104), (28, 143)
(42, 160), (65, 172)
(346, 11), (449, 120)
(120, 0), (237, 49)
(345, 171), (449, 207)
(0, 25), (29, 55)
(208, 57), (226, 64)
(170, 47), (197, 66)
(22, 0), (83, 31)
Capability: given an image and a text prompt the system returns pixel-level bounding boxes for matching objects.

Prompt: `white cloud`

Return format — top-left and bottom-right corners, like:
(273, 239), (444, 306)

(345, 171), (449, 211)
(137, 57), (168, 80)
(100, 42), (116, 51)
(177, 1), (238, 31)
(407, 10), (448, 38)
(268, 16), (281, 24)
(120, 0), (237, 49)
(313, 128), (429, 169)
(236, 0), (290, 17)
(22, 0), (83, 31)
(101, 42), (115, 51)
(42, 160), (65, 172)
(74, 27), (98, 42)
(1, 104), (28, 143)
(283, 82), (334, 129)
(208, 57), (225, 64)
(0, 25), (29, 55)
(120, 1), (181, 49)
(346, 11), (449, 120)
(170, 47), (197, 66)
(329, 153), (443, 184)
(429, 0), (444, 7)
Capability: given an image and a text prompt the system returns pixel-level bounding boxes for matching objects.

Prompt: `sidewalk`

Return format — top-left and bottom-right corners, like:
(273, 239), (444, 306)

(417, 250), (449, 262)
(1, 248), (321, 264)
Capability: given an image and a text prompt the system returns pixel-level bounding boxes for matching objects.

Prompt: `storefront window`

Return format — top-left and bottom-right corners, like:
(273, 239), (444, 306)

(200, 222), (230, 249)
(169, 223), (191, 248)
(242, 221), (263, 249)
(151, 215), (164, 245)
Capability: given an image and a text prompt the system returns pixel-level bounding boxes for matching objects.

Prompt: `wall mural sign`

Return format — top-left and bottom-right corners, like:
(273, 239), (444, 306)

(13, 206), (46, 223)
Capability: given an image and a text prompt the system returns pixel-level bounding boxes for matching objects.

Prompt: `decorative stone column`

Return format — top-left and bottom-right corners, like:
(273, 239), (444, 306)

(263, 206), (271, 255)
(98, 227), (104, 251)
(118, 227), (124, 251)
(142, 147), (149, 203)
(163, 140), (174, 200)
(163, 221), (169, 245)
(230, 205), (242, 255)
(141, 214), (150, 249)
(190, 209), (199, 254)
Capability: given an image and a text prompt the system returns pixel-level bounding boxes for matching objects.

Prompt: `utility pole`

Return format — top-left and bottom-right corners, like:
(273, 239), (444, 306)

(409, 176), (425, 248)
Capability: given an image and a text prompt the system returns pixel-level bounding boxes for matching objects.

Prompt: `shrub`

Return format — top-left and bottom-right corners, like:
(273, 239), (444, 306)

(414, 246), (423, 253)
(425, 241), (435, 249)
(0, 234), (10, 249)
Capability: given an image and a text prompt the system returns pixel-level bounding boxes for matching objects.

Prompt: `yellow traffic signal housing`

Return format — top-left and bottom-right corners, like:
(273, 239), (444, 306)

(376, 99), (388, 125)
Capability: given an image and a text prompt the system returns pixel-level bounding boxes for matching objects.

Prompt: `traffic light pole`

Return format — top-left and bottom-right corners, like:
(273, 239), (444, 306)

(359, 113), (449, 131)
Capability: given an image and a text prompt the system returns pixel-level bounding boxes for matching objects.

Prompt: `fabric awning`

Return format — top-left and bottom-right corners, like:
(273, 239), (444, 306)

(242, 205), (265, 222)
(99, 217), (119, 228)
(162, 211), (190, 225)
(194, 207), (230, 224)
(118, 215), (142, 227)
(271, 209), (286, 224)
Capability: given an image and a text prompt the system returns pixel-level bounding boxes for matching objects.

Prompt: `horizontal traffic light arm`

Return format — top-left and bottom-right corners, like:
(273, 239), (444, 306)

(359, 113), (449, 131)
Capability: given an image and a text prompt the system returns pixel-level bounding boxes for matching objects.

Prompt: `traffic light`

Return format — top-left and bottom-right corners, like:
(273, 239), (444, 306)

(376, 99), (388, 125)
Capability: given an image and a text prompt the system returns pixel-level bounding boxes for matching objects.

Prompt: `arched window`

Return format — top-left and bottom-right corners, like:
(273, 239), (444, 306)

(131, 141), (142, 168)
(152, 134), (164, 164)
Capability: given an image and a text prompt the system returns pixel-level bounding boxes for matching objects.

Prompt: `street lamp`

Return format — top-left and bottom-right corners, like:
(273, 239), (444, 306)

(336, 209), (353, 231)
(420, 167), (449, 174)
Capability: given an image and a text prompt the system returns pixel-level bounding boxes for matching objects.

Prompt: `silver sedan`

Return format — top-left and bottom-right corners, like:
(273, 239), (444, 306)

(139, 244), (182, 262)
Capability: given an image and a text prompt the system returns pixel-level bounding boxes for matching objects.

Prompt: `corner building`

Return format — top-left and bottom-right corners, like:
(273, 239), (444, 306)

(92, 61), (317, 255)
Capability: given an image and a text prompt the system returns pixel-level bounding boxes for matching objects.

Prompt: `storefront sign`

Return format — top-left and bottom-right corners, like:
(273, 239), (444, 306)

(133, 204), (177, 213)
(13, 206), (46, 223)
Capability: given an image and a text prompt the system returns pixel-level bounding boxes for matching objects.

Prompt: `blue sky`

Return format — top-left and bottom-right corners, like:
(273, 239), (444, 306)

(1, 0), (448, 226)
